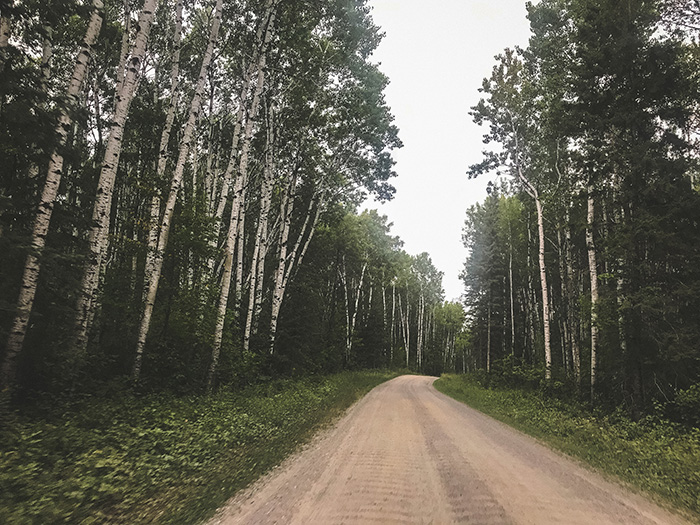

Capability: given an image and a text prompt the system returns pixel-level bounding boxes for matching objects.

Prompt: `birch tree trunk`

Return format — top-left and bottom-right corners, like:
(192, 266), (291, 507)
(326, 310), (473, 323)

(114, 0), (131, 105)
(74, 0), (158, 355)
(397, 293), (406, 364)
(557, 227), (570, 374)
(404, 300), (410, 368)
(417, 292), (424, 371)
(340, 259), (351, 361)
(486, 294), (492, 373)
(586, 185), (599, 400)
(508, 229), (516, 356)
(133, 0), (223, 380)
(390, 283), (395, 363)
(144, 0), (182, 303)
(347, 261), (367, 357)
(0, 9), (11, 72)
(511, 114), (551, 377)
(2, 0), (104, 391)
(534, 193), (552, 379)
(382, 283), (387, 359)
(243, 127), (275, 351)
(207, 156), (247, 391)
(565, 219), (581, 387)
(268, 179), (325, 353)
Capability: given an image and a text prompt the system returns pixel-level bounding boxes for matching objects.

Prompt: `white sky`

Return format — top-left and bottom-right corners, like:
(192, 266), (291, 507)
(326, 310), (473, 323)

(363, 0), (533, 301)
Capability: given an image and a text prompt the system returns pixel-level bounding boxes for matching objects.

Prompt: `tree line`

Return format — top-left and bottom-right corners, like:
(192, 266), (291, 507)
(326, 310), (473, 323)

(462, 0), (700, 414)
(0, 0), (465, 397)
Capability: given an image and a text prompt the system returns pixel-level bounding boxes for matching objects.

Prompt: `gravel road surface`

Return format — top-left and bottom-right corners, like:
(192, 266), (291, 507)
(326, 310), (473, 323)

(208, 375), (688, 524)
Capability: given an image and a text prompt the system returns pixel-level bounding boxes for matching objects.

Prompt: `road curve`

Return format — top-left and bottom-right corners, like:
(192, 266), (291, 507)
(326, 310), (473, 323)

(208, 375), (688, 524)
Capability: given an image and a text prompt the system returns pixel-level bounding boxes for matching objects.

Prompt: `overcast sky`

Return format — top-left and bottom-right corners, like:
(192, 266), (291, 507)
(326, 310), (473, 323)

(363, 0), (533, 301)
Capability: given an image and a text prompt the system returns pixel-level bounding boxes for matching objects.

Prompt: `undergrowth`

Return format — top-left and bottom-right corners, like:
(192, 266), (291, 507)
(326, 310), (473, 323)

(0, 370), (397, 524)
(434, 374), (700, 521)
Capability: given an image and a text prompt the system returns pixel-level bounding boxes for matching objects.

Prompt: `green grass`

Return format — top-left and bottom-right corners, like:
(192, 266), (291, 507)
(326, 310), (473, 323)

(434, 374), (700, 521)
(0, 370), (398, 524)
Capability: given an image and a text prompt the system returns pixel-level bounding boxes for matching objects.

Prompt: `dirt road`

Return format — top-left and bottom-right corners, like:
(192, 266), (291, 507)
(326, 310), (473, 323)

(209, 375), (688, 524)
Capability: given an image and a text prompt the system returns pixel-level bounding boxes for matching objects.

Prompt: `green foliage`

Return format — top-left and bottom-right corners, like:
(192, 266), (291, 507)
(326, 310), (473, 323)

(665, 384), (700, 428)
(0, 370), (397, 524)
(435, 374), (700, 520)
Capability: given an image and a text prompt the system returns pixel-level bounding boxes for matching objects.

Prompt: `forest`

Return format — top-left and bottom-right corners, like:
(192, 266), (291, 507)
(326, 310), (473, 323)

(3, 0), (700, 522)
(462, 0), (700, 417)
(0, 0), (465, 399)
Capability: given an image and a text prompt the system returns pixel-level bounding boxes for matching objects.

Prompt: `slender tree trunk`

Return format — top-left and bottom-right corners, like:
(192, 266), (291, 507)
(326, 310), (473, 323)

(268, 175), (295, 353)
(39, 25), (53, 92)
(207, 80), (248, 272)
(207, 158), (247, 391)
(417, 292), (424, 371)
(534, 194), (552, 379)
(557, 226), (571, 374)
(512, 120), (550, 376)
(133, 0), (223, 380)
(405, 300), (410, 368)
(586, 185), (599, 400)
(243, 116), (275, 351)
(0, 8), (11, 72)
(2, 0), (104, 391)
(486, 294), (492, 373)
(565, 215), (581, 387)
(340, 259), (351, 361)
(397, 292), (405, 365)
(508, 230), (516, 357)
(391, 283), (396, 363)
(347, 261), (367, 357)
(382, 283), (387, 360)
(74, 0), (158, 355)
(114, 0), (130, 105)
(268, 184), (323, 353)
(143, 0), (181, 302)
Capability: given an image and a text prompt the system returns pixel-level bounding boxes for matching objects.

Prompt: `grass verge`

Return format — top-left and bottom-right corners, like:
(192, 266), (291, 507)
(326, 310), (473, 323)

(434, 374), (700, 520)
(0, 370), (398, 524)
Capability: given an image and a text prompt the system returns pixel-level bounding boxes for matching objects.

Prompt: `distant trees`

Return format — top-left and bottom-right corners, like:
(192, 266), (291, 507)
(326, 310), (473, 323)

(279, 209), (464, 376)
(463, 0), (700, 411)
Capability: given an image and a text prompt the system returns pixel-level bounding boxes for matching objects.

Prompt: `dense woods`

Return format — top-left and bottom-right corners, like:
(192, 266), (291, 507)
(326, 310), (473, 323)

(0, 0), (468, 398)
(463, 0), (700, 416)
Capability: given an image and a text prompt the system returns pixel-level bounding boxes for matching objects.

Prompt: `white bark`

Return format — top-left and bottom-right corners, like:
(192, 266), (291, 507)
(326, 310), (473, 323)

(269, 173), (296, 353)
(3, 0), (104, 391)
(244, 120), (275, 350)
(391, 283), (395, 362)
(144, 0), (181, 303)
(510, 111), (551, 377)
(486, 296), (492, 373)
(0, 10), (11, 72)
(206, 0), (275, 270)
(115, 0), (131, 104)
(586, 186), (599, 399)
(417, 292), (424, 370)
(404, 299), (410, 368)
(133, 0), (223, 380)
(536, 193), (552, 378)
(517, 166), (552, 379)
(40, 25), (53, 90)
(74, 0), (158, 355)
(207, 157), (247, 390)
(347, 261), (368, 357)
(382, 284), (387, 359)
(565, 218), (581, 386)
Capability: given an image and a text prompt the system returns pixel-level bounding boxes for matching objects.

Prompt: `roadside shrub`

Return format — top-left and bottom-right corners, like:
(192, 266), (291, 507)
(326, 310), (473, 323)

(666, 384), (700, 428)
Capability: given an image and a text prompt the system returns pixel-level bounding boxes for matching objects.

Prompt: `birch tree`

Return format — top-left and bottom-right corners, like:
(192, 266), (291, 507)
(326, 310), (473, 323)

(2, 0), (104, 391)
(469, 49), (553, 380)
(133, 0), (223, 380)
(74, 0), (159, 355)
